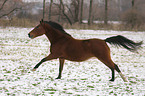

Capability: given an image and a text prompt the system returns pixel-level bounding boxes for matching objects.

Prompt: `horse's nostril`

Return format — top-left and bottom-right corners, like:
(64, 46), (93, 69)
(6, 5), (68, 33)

(28, 33), (30, 37)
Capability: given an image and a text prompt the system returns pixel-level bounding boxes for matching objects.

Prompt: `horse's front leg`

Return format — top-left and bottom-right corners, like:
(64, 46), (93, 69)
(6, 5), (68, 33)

(32, 54), (57, 71)
(56, 58), (65, 79)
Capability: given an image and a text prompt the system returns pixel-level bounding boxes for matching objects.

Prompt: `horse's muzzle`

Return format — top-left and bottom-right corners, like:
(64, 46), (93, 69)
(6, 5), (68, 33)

(28, 33), (33, 39)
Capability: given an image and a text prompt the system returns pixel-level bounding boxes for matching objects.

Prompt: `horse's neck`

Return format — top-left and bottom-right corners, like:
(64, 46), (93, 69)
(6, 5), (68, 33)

(45, 29), (65, 44)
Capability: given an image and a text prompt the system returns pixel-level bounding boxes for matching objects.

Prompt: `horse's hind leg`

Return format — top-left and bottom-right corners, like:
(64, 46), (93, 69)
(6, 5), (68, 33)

(102, 60), (116, 81)
(110, 64), (122, 81)
(92, 43), (127, 81)
(99, 59), (127, 82)
(95, 53), (127, 82)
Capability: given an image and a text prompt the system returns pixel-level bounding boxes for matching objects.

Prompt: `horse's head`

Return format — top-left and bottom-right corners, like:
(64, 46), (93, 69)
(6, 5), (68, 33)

(28, 19), (45, 39)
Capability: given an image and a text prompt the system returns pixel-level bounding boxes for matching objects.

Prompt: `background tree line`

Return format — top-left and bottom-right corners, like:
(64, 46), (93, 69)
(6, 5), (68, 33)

(0, 0), (145, 30)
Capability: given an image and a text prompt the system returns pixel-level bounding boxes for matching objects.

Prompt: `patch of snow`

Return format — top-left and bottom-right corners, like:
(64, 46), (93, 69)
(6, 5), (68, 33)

(0, 27), (145, 95)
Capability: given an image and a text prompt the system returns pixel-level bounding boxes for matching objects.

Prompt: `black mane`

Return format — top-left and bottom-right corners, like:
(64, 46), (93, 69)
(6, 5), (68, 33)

(44, 21), (71, 37)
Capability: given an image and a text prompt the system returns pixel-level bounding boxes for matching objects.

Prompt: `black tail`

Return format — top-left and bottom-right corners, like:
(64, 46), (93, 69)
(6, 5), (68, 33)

(105, 35), (143, 52)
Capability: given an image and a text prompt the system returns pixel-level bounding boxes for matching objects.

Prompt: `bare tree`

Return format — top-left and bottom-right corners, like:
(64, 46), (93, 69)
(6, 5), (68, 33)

(79, 0), (84, 24)
(0, 7), (21, 18)
(43, 0), (45, 19)
(0, 0), (22, 18)
(59, 0), (72, 25)
(58, 0), (62, 22)
(70, 0), (80, 23)
(88, 0), (93, 25)
(48, 0), (53, 20)
(132, 0), (135, 8)
(104, 0), (108, 24)
(0, 0), (7, 11)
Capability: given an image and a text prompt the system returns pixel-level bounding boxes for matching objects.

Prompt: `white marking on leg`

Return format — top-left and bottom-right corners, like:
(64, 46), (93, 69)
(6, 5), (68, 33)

(119, 72), (128, 82)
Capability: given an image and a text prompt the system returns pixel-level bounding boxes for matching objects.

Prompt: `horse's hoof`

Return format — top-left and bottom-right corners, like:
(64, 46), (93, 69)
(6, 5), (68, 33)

(109, 79), (114, 82)
(32, 69), (36, 71)
(55, 77), (61, 79)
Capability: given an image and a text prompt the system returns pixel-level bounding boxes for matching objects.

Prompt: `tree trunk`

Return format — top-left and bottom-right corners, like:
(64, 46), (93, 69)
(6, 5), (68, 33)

(48, 0), (53, 20)
(104, 0), (108, 25)
(58, 1), (62, 22)
(88, 0), (93, 25)
(132, 0), (135, 8)
(74, 0), (80, 23)
(43, 0), (45, 19)
(79, 0), (84, 24)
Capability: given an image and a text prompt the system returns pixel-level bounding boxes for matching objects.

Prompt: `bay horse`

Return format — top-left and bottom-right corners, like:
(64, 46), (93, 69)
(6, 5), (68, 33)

(28, 19), (142, 82)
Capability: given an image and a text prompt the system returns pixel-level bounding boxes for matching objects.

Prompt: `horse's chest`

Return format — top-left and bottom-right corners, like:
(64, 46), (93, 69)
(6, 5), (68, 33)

(50, 44), (64, 53)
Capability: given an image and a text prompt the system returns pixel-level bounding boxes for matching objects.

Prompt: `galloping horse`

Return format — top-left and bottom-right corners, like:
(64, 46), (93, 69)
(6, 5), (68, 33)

(28, 19), (142, 82)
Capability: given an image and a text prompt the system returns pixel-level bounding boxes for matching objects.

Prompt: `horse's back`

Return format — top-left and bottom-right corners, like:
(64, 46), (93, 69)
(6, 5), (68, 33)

(62, 38), (109, 62)
(89, 38), (109, 51)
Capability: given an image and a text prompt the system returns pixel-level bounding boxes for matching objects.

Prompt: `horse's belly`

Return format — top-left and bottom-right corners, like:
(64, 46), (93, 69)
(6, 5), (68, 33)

(64, 50), (93, 62)
(68, 56), (93, 62)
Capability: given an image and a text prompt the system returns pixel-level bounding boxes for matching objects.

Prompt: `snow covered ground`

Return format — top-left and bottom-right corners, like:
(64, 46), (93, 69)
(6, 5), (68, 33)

(0, 27), (145, 96)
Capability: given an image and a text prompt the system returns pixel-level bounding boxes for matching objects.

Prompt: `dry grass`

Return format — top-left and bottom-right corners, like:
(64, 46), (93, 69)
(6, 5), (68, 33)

(120, 9), (145, 31)
(0, 18), (145, 31)
(0, 17), (38, 28)
(63, 22), (145, 31)
(63, 23), (113, 30)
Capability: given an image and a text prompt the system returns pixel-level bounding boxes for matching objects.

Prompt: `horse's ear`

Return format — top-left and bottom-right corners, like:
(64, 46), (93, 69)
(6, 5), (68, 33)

(40, 19), (44, 25)
(41, 19), (43, 22)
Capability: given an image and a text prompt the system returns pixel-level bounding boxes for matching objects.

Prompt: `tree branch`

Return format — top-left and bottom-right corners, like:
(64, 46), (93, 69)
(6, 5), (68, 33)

(0, 7), (22, 18)
(0, 0), (8, 11)
(65, 4), (74, 20)
(59, 0), (72, 25)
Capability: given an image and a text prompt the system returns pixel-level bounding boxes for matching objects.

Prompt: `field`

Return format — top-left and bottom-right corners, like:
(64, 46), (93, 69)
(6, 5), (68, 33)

(0, 27), (145, 96)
